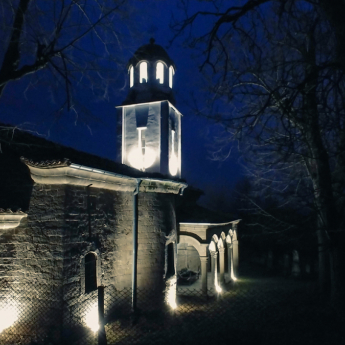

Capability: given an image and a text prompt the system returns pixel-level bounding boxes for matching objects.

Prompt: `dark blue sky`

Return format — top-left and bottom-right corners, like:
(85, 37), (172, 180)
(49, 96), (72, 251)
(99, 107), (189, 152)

(0, 0), (243, 207)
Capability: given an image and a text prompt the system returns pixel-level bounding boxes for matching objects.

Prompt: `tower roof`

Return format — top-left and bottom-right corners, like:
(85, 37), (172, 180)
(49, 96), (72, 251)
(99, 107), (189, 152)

(128, 38), (176, 69)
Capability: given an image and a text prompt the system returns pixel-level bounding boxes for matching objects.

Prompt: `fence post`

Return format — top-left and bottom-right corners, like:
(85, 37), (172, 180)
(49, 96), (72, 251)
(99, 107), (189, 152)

(98, 286), (107, 345)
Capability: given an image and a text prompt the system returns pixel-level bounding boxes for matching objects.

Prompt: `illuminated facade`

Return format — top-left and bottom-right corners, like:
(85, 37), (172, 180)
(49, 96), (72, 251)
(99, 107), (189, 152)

(117, 38), (181, 177)
(0, 40), (240, 343)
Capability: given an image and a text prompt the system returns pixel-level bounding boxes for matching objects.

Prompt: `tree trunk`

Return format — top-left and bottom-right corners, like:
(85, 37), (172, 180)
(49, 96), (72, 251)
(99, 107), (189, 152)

(330, 233), (345, 307)
(316, 227), (331, 294)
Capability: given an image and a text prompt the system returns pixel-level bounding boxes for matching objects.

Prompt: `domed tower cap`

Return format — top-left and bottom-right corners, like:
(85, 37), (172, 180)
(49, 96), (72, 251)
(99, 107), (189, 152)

(128, 38), (176, 69)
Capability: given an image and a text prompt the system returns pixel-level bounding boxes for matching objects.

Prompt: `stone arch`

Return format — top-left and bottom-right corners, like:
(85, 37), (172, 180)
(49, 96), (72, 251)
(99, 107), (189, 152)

(226, 233), (232, 244)
(178, 234), (208, 293)
(179, 235), (207, 257)
(178, 235), (208, 274)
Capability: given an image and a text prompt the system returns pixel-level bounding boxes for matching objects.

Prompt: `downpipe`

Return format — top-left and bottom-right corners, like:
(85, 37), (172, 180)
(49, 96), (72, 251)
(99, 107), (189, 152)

(132, 179), (141, 313)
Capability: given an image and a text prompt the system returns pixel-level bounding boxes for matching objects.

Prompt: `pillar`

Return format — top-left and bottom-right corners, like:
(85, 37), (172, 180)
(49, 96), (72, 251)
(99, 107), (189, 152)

(227, 243), (233, 280)
(218, 247), (225, 285)
(200, 256), (208, 295)
(210, 251), (218, 292)
(232, 239), (239, 278)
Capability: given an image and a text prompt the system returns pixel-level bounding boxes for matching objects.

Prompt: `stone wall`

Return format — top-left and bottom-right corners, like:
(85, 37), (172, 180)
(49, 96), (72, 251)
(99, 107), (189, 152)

(0, 177), (177, 342)
(61, 186), (176, 311)
(137, 192), (175, 291)
(0, 183), (66, 344)
(0, 183), (65, 287)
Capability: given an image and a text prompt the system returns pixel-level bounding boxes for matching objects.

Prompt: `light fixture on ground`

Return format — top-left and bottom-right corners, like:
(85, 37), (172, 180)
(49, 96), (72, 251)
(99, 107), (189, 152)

(85, 301), (99, 333)
(0, 300), (18, 333)
(165, 275), (177, 310)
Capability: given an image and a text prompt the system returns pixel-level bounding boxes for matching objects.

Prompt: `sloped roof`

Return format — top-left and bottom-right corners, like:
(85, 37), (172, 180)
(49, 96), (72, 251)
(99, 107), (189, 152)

(0, 123), (185, 182)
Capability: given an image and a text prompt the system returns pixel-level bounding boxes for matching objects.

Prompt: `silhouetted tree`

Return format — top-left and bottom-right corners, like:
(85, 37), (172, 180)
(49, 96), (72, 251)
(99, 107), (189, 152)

(0, 0), (134, 109)
(173, 1), (345, 301)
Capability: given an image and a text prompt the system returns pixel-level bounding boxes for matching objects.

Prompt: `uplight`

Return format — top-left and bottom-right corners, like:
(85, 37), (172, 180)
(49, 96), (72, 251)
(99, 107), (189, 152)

(165, 276), (177, 310)
(0, 301), (18, 333)
(128, 147), (156, 171)
(169, 154), (178, 176)
(85, 302), (99, 333)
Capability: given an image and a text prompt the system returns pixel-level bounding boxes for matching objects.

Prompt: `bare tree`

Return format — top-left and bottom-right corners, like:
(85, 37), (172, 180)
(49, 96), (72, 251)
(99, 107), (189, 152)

(172, 1), (345, 301)
(0, 0), (135, 110)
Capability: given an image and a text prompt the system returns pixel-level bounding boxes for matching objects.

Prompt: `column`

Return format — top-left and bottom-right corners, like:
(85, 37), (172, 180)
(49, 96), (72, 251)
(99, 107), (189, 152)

(218, 247), (225, 285)
(232, 239), (239, 278)
(210, 251), (218, 292)
(200, 256), (208, 295)
(227, 243), (233, 279)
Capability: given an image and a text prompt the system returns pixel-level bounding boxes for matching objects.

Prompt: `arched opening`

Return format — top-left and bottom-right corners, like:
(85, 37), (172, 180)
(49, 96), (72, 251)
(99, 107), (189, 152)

(140, 61), (147, 83)
(129, 65), (134, 87)
(169, 66), (174, 88)
(177, 243), (201, 285)
(85, 253), (97, 293)
(156, 62), (164, 84)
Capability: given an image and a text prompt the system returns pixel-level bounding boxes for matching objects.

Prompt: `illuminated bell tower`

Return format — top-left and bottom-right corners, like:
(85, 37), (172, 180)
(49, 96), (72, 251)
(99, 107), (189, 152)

(116, 38), (182, 178)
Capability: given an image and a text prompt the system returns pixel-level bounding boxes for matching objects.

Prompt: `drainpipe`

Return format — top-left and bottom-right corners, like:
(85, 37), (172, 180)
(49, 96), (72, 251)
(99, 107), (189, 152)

(132, 179), (141, 312)
(86, 184), (93, 239)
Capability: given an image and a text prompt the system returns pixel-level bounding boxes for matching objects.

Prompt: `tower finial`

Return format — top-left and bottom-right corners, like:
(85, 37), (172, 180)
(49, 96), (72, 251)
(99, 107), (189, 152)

(150, 37), (155, 45)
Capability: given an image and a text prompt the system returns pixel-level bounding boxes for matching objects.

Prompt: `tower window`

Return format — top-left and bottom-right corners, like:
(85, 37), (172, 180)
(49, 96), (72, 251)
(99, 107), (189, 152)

(138, 127), (146, 157)
(169, 129), (178, 176)
(85, 253), (97, 293)
(129, 65), (134, 87)
(169, 66), (174, 88)
(156, 62), (164, 84)
(140, 62), (147, 83)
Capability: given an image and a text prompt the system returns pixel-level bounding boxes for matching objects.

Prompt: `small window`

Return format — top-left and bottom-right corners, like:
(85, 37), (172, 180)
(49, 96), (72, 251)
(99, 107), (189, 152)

(171, 130), (175, 154)
(138, 127), (146, 156)
(169, 66), (174, 88)
(140, 62), (147, 83)
(156, 62), (164, 84)
(85, 253), (97, 293)
(129, 65), (134, 87)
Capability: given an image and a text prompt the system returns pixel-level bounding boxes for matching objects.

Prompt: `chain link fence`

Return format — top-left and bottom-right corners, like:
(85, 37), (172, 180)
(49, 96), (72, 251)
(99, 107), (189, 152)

(0, 279), (344, 345)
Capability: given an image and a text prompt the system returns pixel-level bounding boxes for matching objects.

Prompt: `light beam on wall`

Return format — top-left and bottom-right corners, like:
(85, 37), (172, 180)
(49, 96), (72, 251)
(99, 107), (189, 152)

(215, 271), (222, 293)
(128, 127), (156, 171)
(128, 147), (156, 171)
(169, 154), (178, 176)
(169, 130), (178, 176)
(0, 300), (18, 333)
(85, 302), (99, 333)
(165, 275), (177, 310)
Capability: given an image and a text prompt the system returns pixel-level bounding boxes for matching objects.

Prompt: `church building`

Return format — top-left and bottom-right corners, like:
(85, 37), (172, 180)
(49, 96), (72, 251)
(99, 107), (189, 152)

(0, 39), (239, 342)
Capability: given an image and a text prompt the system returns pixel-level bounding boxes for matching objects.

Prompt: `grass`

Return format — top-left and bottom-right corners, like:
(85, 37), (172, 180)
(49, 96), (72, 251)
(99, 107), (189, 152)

(104, 263), (345, 345)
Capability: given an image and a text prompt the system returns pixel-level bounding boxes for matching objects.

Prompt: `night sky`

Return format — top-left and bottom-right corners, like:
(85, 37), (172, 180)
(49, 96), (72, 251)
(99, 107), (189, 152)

(0, 1), (244, 207)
